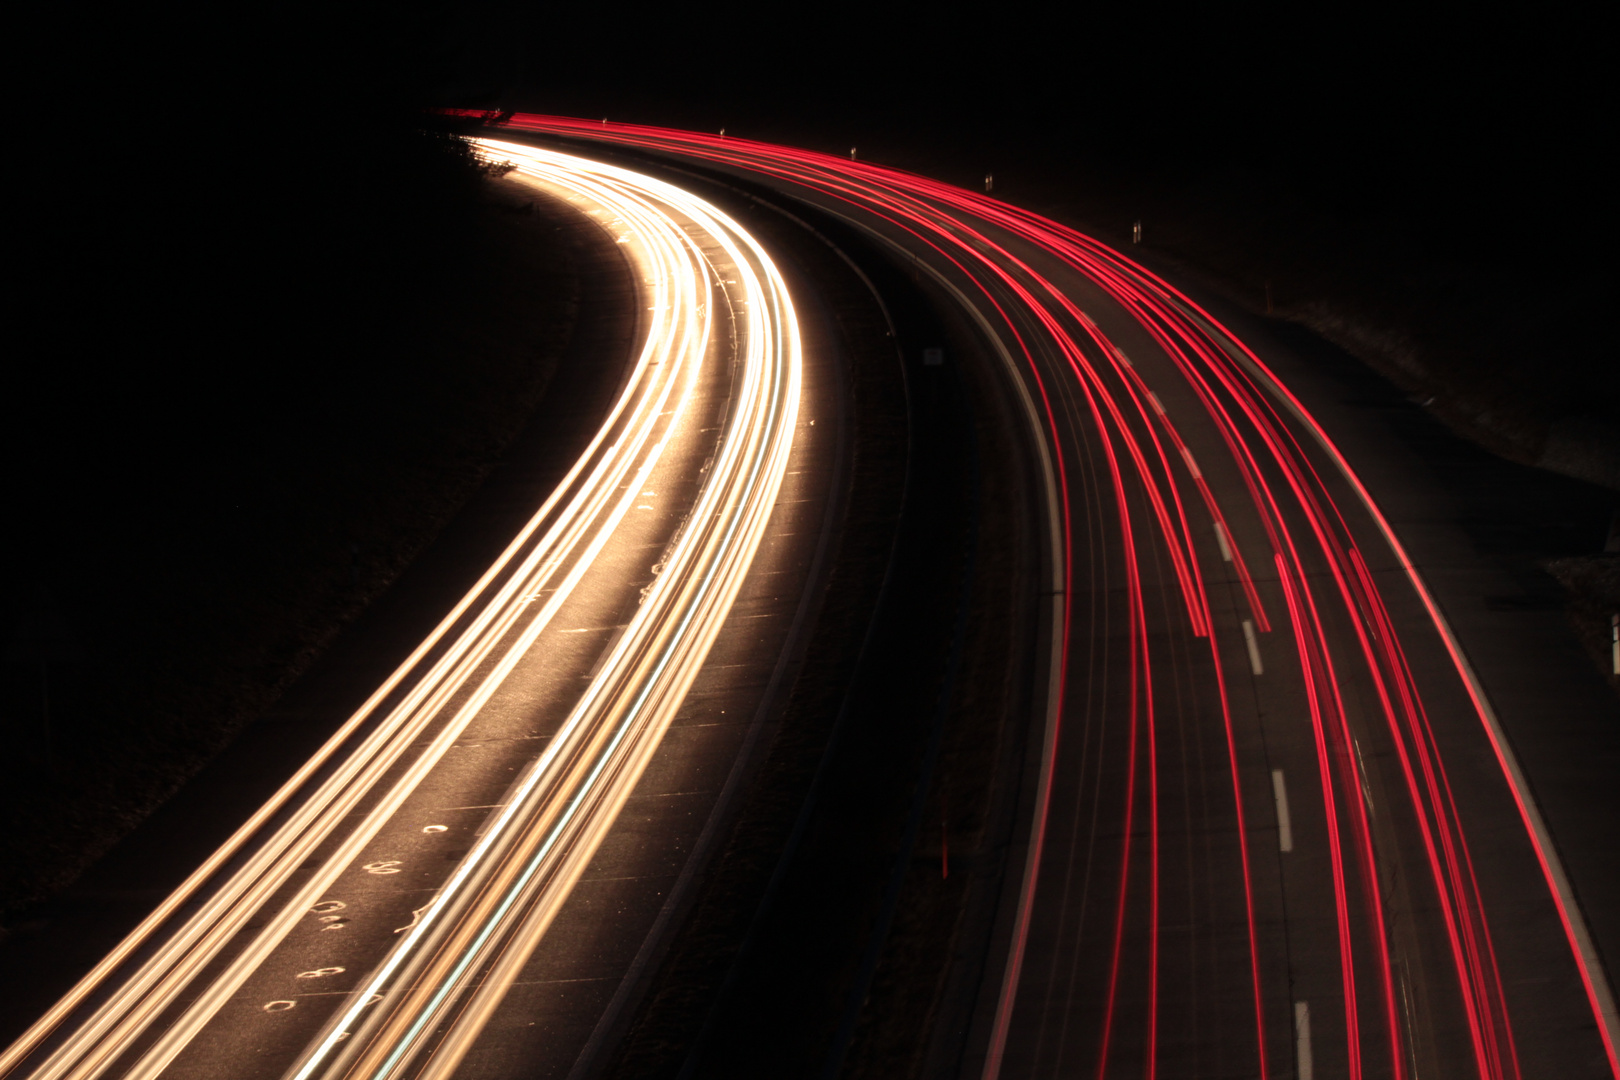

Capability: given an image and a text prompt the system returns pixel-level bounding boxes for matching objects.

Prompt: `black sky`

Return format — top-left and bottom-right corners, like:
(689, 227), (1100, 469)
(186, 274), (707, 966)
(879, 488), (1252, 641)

(23, 2), (1606, 261)
(15, 1), (1612, 405)
(465, 6), (1607, 254)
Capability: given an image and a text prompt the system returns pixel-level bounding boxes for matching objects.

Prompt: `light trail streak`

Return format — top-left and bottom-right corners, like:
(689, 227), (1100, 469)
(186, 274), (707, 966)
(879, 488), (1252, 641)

(483, 112), (1615, 1079)
(3, 145), (799, 1080)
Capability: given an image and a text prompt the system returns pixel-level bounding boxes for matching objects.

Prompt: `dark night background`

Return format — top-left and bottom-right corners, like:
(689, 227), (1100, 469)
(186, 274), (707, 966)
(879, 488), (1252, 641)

(5, 0), (1613, 921)
(516, 6), (1616, 448)
(16, 4), (1612, 489)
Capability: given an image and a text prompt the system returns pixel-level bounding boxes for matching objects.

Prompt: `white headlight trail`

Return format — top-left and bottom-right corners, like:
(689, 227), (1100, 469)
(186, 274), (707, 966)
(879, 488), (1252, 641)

(4, 143), (799, 1080)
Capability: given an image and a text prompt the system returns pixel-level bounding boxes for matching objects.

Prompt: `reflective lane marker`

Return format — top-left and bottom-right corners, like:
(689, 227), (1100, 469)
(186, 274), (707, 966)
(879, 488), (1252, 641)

(1272, 769), (1293, 852)
(1242, 618), (1264, 675)
(1353, 738), (1376, 814)
(1213, 521), (1233, 562)
(1296, 1000), (1313, 1080)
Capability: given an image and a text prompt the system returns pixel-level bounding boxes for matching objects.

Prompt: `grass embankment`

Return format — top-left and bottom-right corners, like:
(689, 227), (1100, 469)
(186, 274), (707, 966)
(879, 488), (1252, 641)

(1545, 552), (1620, 694)
(1012, 170), (1620, 691)
(651, 113), (1617, 490)
(850, 130), (1620, 688)
(1023, 169), (1618, 490)
(1, 132), (578, 921)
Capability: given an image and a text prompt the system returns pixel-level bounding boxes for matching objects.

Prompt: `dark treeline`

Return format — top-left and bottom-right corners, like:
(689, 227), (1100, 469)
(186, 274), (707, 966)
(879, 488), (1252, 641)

(510, 5), (1616, 477)
(513, 5), (1609, 273)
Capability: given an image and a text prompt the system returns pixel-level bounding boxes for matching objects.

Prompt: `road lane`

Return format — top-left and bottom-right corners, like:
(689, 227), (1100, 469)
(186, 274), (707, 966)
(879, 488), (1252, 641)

(3, 146), (801, 1080)
(485, 115), (1617, 1079)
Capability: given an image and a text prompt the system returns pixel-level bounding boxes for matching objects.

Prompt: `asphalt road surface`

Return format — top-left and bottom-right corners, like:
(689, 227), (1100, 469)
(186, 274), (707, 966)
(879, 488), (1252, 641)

(4, 120), (1616, 1080)
(477, 118), (1618, 1080)
(1, 147), (812, 1080)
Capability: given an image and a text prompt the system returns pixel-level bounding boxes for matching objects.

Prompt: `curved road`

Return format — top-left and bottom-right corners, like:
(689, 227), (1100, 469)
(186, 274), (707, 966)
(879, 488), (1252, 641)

(478, 117), (1617, 1080)
(4, 120), (1615, 1080)
(2, 147), (801, 1080)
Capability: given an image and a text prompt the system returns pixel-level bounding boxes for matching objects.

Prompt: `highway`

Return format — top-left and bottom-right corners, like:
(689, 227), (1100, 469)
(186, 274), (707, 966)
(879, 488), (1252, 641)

(5, 118), (1614, 1080)
(0, 147), (800, 1079)
(477, 118), (1618, 1079)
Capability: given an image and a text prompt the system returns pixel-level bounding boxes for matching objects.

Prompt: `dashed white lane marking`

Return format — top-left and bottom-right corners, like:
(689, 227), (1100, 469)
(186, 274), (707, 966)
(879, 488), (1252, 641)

(1213, 521), (1234, 562)
(1272, 769), (1294, 852)
(1295, 1000), (1314, 1080)
(1147, 391), (1166, 416)
(1242, 618), (1264, 675)
(1181, 446), (1202, 479)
